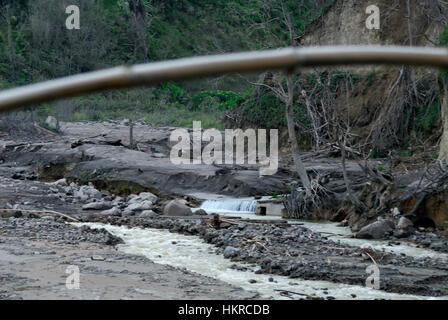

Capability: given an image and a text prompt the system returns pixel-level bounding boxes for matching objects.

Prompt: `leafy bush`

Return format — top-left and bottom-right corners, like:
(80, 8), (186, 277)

(192, 90), (243, 111)
(0, 0), (333, 129)
(414, 101), (440, 134)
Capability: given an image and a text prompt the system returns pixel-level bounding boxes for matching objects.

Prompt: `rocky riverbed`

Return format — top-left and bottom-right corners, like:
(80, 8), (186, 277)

(0, 172), (447, 298)
(0, 216), (258, 300)
(1, 121), (448, 299)
(80, 214), (448, 297)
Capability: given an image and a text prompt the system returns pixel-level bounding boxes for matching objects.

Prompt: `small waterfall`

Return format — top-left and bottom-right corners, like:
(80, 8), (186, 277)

(200, 199), (258, 214)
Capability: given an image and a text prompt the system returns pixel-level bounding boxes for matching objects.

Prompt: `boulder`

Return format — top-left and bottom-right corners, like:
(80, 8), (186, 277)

(355, 219), (395, 239)
(393, 229), (412, 239)
(223, 246), (239, 259)
(98, 207), (121, 216)
(139, 210), (158, 218)
(74, 185), (101, 202)
(125, 200), (153, 212)
(391, 207), (400, 217)
(429, 241), (446, 251)
(45, 116), (58, 130)
(111, 196), (124, 206)
(163, 200), (193, 216)
(52, 178), (68, 186)
(128, 192), (158, 204)
(122, 208), (135, 216)
(82, 201), (112, 211)
(397, 217), (413, 230)
(195, 209), (208, 216)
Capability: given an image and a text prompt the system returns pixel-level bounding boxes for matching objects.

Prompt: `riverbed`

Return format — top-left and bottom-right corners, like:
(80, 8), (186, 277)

(77, 222), (448, 300)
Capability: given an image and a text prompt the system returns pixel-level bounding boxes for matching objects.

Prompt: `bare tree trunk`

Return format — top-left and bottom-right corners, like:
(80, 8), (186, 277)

(129, 120), (134, 149)
(285, 74), (311, 190)
(301, 91), (321, 149)
(406, 0), (419, 99)
(129, 0), (148, 61)
(339, 136), (366, 210)
(439, 75), (448, 160)
(56, 116), (60, 133)
(1, 5), (15, 76)
(4, 7), (13, 64)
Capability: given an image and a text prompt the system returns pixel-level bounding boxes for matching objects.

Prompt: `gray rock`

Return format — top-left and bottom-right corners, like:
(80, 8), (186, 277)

(75, 185), (101, 202)
(91, 255), (105, 261)
(397, 217), (413, 230)
(128, 192), (158, 204)
(195, 209), (208, 216)
(98, 207), (121, 216)
(393, 229), (411, 238)
(139, 210), (158, 218)
(125, 200), (153, 212)
(237, 223), (246, 230)
(356, 219), (395, 239)
(82, 201), (112, 211)
(41, 215), (55, 221)
(111, 196), (124, 206)
(45, 116), (58, 130)
(429, 241), (445, 250)
(163, 200), (193, 216)
(223, 246), (239, 259)
(52, 178), (68, 186)
(122, 208), (136, 216)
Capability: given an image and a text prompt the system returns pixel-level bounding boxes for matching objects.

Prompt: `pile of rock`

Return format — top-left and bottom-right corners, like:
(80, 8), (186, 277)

(122, 192), (158, 217)
(355, 216), (414, 240)
(77, 186), (200, 219)
(162, 199), (193, 216)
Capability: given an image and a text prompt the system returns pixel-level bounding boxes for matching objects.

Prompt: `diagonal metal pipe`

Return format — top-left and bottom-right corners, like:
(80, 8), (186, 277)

(1, 45), (448, 113)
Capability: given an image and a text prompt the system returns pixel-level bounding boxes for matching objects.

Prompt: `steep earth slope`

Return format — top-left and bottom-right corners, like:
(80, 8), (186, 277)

(300, 0), (445, 152)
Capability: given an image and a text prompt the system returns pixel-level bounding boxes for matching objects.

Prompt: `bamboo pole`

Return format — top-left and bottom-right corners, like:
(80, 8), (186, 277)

(1, 45), (448, 113)
(0, 208), (79, 222)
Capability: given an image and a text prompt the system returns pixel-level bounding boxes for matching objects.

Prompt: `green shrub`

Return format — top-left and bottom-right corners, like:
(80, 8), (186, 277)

(192, 90), (243, 111)
(366, 72), (375, 86)
(369, 147), (387, 159)
(414, 101), (440, 134)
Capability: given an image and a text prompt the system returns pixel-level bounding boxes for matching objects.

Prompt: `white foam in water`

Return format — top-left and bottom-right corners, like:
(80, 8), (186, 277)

(74, 222), (447, 300)
(200, 199), (258, 214)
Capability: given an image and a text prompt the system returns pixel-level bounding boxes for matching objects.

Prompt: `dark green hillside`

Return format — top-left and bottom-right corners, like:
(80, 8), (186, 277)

(0, 0), (332, 127)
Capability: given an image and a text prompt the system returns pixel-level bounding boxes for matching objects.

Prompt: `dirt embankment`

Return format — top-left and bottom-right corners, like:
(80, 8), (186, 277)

(300, 0), (444, 149)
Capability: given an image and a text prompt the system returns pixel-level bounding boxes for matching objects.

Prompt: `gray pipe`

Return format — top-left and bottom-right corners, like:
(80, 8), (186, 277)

(1, 45), (448, 113)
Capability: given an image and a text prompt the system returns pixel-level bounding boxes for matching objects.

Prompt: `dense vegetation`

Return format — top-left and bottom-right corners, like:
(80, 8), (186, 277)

(0, 0), (444, 156)
(0, 0), (332, 128)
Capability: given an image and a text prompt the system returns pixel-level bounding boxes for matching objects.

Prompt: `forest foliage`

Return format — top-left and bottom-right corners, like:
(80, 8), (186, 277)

(0, 0), (443, 153)
(0, 0), (332, 128)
